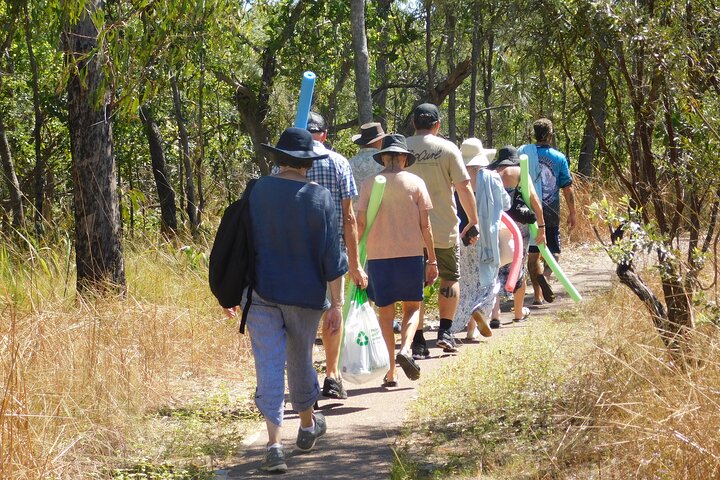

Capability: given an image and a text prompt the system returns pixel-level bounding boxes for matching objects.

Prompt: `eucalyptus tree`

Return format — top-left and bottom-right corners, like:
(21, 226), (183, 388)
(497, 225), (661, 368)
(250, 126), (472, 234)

(63, 0), (125, 292)
(350, 0), (373, 125)
(549, 0), (720, 356)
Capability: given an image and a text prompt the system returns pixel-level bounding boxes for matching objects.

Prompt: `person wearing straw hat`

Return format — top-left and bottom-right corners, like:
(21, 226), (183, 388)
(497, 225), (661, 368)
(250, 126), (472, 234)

(449, 138), (511, 338)
(356, 134), (438, 386)
(245, 127), (348, 473)
(349, 122), (387, 190)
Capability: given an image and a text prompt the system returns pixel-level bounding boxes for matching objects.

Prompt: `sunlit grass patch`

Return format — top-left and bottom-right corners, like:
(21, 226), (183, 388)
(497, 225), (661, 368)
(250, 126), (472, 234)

(394, 317), (594, 479)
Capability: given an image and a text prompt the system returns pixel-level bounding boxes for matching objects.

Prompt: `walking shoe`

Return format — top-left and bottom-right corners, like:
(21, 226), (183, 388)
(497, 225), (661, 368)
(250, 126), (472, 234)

(436, 329), (458, 352)
(322, 377), (347, 399)
(489, 318), (501, 329)
(296, 412), (326, 452)
(393, 320), (402, 333)
(411, 341), (430, 360)
(260, 444), (287, 473)
(396, 352), (421, 380)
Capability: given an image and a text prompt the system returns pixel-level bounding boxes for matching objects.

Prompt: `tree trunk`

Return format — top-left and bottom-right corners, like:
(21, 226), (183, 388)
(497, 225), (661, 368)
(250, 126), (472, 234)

(424, 0), (435, 103)
(140, 106), (177, 235)
(64, 0), (125, 293)
(350, 0), (373, 125)
(171, 75), (198, 234)
(446, 9), (457, 143)
(482, 31), (494, 147)
(374, 0), (392, 129)
(0, 114), (24, 228)
(469, 17), (480, 138)
(578, 50), (607, 178)
(196, 51), (206, 225)
(23, 4), (44, 232)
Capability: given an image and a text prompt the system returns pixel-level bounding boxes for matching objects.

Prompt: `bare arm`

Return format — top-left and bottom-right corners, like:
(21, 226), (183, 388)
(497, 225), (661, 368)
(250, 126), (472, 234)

(324, 277), (343, 334)
(527, 181), (546, 246)
(342, 198), (368, 288)
(456, 179), (479, 241)
(419, 209), (439, 286)
(562, 185), (576, 230)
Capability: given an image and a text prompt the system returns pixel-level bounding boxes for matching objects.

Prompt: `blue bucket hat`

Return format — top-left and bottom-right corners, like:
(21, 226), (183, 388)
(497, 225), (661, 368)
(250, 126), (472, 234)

(262, 127), (328, 164)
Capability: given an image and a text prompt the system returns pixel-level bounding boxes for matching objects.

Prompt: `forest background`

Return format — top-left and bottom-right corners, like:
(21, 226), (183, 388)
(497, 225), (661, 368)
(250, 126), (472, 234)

(1, 0), (720, 478)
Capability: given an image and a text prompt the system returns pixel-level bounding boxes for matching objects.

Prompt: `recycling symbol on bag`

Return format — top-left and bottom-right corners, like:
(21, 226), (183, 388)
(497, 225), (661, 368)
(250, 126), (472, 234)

(355, 331), (369, 346)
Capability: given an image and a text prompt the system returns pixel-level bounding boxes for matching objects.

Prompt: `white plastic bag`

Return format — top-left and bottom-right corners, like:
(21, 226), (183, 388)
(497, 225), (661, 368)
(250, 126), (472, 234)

(340, 289), (390, 385)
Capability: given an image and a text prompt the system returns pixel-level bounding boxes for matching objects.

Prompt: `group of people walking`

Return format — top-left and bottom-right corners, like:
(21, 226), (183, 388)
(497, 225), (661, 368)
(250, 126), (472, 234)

(235, 104), (575, 473)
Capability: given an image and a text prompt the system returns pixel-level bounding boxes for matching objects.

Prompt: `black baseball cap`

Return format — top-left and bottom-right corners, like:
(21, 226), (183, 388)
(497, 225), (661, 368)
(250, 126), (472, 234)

(306, 111), (328, 133)
(413, 103), (440, 126)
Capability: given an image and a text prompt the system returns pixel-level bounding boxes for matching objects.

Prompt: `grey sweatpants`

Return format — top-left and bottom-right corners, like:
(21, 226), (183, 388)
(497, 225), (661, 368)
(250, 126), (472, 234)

(244, 291), (323, 426)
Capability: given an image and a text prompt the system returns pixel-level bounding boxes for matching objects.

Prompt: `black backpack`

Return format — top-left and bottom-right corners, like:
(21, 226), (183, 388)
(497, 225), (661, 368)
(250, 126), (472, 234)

(208, 179), (257, 333)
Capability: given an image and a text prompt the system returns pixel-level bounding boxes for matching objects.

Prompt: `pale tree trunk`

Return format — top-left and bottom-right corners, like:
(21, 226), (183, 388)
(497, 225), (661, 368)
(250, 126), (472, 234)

(350, 0), (373, 125)
(374, 0), (391, 128)
(23, 3), (44, 231)
(0, 114), (24, 228)
(140, 106), (177, 235)
(482, 31), (494, 147)
(445, 9), (457, 143)
(64, 0), (125, 293)
(171, 75), (198, 234)
(468, 16), (480, 138)
(424, 0), (435, 103)
(196, 50), (206, 224)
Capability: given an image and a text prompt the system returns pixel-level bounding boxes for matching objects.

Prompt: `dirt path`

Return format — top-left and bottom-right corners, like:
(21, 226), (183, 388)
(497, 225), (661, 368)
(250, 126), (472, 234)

(219, 244), (615, 479)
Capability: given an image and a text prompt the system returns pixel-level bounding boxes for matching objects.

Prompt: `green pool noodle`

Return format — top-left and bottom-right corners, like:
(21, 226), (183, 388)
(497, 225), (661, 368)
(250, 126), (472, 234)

(519, 154), (581, 302)
(343, 175), (387, 319)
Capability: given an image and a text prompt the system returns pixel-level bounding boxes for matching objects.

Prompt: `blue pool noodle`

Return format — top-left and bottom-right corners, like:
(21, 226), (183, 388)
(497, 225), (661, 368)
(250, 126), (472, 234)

(294, 71), (316, 129)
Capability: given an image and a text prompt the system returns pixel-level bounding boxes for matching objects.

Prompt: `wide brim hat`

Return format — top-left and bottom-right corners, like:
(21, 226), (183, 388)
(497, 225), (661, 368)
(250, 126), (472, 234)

(261, 127), (328, 164)
(372, 133), (416, 167)
(352, 122), (387, 146)
(488, 145), (520, 170)
(460, 138), (496, 167)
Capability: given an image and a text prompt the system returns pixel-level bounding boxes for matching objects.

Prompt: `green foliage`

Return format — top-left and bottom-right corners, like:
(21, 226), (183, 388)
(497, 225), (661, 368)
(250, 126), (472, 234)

(106, 461), (214, 480)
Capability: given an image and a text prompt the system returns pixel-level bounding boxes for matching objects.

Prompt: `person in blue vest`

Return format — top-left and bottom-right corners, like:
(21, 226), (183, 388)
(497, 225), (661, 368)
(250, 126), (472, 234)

(518, 118), (576, 305)
(246, 127), (348, 473)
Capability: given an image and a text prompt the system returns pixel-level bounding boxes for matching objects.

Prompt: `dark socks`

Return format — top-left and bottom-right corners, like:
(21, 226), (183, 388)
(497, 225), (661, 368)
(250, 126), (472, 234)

(439, 318), (453, 331)
(413, 330), (426, 344)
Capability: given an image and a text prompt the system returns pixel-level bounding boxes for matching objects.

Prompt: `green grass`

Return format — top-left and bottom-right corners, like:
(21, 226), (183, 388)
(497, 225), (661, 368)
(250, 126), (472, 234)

(392, 315), (597, 479)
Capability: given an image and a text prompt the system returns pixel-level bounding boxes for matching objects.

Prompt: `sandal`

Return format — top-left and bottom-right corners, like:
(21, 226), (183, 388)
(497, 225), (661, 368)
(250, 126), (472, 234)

(514, 307), (530, 322)
(396, 352), (421, 381)
(381, 374), (397, 388)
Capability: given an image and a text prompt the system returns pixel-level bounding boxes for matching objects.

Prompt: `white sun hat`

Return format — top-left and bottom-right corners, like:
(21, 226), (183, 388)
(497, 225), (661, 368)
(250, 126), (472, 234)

(460, 138), (497, 167)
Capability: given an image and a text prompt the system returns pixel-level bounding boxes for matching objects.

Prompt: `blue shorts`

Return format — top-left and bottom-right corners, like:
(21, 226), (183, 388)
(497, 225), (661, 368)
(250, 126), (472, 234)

(366, 256), (424, 307)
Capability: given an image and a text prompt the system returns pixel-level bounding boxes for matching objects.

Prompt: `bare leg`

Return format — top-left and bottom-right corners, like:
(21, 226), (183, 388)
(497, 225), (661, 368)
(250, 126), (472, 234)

(438, 279), (460, 321)
(399, 301), (421, 354)
(513, 280), (527, 320)
(298, 407), (314, 430)
(266, 419), (282, 445)
(528, 251), (543, 302)
(491, 294), (501, 320)
(378, 304), (397, 381)
(322, 277), (343, 379)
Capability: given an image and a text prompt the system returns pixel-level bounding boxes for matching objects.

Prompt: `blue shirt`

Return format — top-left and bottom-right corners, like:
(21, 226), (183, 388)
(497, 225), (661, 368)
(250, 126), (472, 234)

(250, 176), (348, 310)
(518, 144), (572, 227)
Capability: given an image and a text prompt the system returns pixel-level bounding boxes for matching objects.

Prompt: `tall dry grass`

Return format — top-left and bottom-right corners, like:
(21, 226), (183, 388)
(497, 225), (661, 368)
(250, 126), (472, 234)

(396, 261), (720, 479)
(0, 233), (255, 479)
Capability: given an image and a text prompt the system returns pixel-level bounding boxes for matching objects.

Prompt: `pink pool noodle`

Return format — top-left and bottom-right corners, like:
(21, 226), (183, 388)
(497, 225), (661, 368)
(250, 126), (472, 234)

(500, 212), (523, 292)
